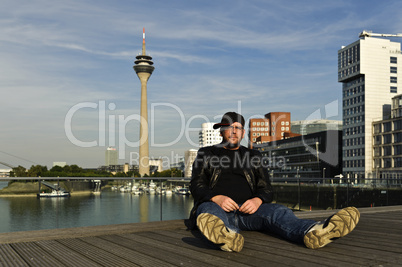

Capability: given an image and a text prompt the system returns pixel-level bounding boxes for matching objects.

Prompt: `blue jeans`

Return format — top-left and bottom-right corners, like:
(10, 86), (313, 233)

(196, 202), (317, 244)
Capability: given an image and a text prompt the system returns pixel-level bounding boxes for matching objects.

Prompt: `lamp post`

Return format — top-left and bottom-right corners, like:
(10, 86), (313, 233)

(297, 166), (301, 211)
(323, 167), (326, 184)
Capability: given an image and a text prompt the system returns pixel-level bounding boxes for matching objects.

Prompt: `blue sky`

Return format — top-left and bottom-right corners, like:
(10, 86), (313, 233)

(1, 0), (402, 169)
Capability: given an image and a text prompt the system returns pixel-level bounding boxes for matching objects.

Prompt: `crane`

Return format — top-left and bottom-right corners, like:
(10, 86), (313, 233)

(359, 30), (402, 38)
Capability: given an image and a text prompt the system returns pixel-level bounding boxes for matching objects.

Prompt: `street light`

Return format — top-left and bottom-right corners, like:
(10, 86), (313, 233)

(323, 168), (326, 184)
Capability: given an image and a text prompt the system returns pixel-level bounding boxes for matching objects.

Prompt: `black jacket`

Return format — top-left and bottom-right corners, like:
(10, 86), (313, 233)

(185, 144), (274, 229)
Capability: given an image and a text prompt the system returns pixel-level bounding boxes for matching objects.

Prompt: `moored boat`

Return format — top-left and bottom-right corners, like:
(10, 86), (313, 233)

(176, 188), (190, 195)
(37, 189), (70, 198)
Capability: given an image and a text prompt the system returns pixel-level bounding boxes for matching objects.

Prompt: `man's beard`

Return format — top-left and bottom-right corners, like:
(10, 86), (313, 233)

(221, 137), (240, 149)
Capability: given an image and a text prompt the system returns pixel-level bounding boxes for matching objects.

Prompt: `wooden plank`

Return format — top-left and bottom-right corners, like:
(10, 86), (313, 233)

(80, 236), (176, 267)
(35, 240), (100, 267)
(315, 244), (402, 266)
(352, 230), (402, 246)
(57, 238), (136, 266)
(102, 233), (221, 267)
(243, 232), (362, 267)
(155, 229), (313, 267)
(136, 229), (275, 267)
(0, 244), (28, 267)
(10, 242), (64, 267)
(343, 233), (402, 253)
(0, 219), (185, 244)
(166, 228), (292, 266)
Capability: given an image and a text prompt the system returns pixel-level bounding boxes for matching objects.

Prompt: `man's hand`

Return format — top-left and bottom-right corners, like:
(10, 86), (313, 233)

(211, 195), (239, 212)
(239, 197), (262, 214)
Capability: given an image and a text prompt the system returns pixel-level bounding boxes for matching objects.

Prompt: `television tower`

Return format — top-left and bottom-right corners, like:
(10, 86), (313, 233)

(133, 28), (155, 176)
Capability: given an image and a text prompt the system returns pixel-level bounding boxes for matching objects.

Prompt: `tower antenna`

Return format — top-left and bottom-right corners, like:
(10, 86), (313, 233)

(142, 27), (146, 55)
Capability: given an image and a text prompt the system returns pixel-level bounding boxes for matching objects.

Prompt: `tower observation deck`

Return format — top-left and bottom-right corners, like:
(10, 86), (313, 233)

(133, 50), (154, 74)
(133, 28), (154, 176)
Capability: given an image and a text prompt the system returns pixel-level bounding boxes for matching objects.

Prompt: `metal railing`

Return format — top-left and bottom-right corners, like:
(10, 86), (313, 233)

(1, 176), (401, 213)
(271, 176), (402, 210)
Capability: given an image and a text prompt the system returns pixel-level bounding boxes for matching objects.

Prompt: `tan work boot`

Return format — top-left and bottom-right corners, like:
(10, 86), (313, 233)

(197, 213), (244, 252)
(304, 206), (360, 249)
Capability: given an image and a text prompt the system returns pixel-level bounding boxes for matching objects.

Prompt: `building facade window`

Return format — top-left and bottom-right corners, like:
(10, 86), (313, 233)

(384, 158), (392, 168)
(391, 57), (397, 64)
(391, 77), (397, 83)
(383, 146), (392, 156)
(394, 157), (402, 167)
(374, 135), (381, 145)
(395, 145), (402, 155)
(384, 134), (392, 144)
(394, 132), (402, 143)
(391, 86), (398, 93)
(384, 122), (392, 132)
(394, 119), (402, 130)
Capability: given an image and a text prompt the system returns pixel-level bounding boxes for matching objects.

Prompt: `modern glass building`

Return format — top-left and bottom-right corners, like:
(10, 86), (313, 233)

(338, 35), (401, 180)
(373, 94), (402, 184)
(254, 130), (342, 179)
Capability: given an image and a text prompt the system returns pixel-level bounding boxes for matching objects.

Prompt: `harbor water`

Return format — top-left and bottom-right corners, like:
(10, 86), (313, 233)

(0, 181), (193, 233)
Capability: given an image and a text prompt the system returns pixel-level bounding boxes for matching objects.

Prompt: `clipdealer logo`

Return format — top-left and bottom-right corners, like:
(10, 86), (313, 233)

(64, 100), (341, 168)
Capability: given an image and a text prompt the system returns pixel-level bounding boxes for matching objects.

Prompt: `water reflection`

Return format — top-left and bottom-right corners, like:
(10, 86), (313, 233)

(0, 191), (193, 233)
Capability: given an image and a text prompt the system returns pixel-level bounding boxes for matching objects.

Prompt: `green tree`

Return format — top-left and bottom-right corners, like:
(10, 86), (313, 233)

(10, 165), (27, 177)
(62, 165), (72, 173)
(49, 165), (63, 172)
(114, 172), (128, 177)
(70, 164), (82, 173)
(27, 165), (48, 177)
(153, 168), (182, 177)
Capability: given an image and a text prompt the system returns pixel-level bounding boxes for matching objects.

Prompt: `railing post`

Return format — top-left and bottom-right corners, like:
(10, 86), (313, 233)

(387, 176), (389, 206)
(346, 178), (349, 207)
(298, 177), (301, 211)
(333, 184), (337, 209)
(160, 180), (163, 221)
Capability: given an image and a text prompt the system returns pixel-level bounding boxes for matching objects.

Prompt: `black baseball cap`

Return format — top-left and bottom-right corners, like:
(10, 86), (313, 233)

(213, 112), (245, 129)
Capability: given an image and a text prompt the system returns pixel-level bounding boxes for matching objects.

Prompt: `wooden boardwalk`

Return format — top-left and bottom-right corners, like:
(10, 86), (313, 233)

(0, 205), (401, 266)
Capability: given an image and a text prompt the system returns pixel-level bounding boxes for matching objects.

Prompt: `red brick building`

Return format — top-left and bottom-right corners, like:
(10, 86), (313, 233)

(248, 112), (300, 148)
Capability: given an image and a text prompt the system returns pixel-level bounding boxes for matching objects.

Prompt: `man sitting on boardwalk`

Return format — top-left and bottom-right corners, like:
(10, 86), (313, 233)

(185, 111), (360, 252)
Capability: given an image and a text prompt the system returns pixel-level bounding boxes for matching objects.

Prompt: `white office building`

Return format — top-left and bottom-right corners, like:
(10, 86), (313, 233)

(199, 122), (222, 147)
(149, 158), (163, 173)
(338, 33), (402, 179)
(184, 149), (198, 178)
(105, 147), (118, 166)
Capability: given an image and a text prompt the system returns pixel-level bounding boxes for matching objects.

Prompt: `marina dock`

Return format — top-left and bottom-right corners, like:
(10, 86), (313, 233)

(0, 205), (401, 266)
